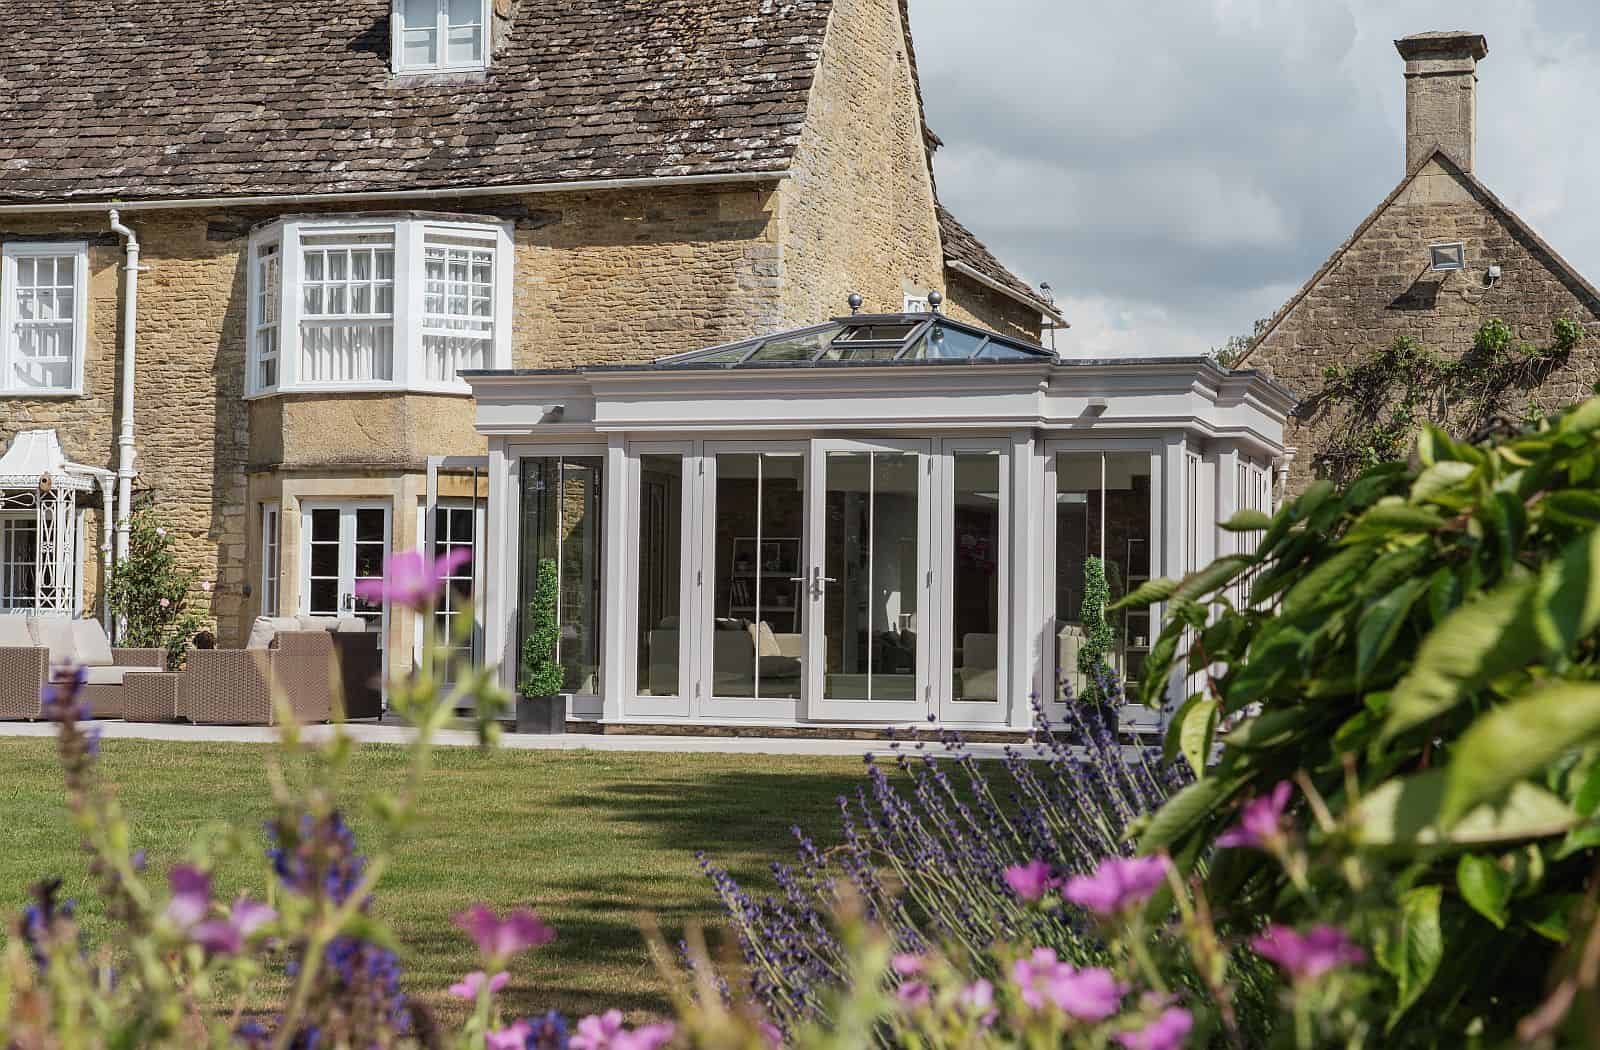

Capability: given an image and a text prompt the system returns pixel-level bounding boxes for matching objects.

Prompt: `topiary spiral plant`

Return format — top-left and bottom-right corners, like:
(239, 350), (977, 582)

(519, 557), (563, 700)
(1076, 557), (1118, 706)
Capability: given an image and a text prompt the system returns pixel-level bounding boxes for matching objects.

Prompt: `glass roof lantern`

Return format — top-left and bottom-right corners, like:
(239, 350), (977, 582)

(655, 306), (1056, 370)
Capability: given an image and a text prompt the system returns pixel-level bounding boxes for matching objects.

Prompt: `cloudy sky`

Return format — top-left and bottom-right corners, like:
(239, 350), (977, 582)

(911, 0), (1600, 356)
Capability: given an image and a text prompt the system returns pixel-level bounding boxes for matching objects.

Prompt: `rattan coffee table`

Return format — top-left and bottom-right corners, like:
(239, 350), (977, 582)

(123, 671), (183, 723)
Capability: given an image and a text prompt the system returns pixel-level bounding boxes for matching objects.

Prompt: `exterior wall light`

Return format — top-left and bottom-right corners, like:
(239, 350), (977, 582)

(1429, 242), (1466, 272)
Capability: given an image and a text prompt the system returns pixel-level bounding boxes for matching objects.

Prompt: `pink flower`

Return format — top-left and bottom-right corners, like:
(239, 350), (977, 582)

(201, 581), (213, 594)
(1117, 1007), (1194, 1050)
(959, 979), (997, 1027)
(191, 897), (276, 956)
(155, 527), (166, 538)
(1011, 948), (1068, 1011)
(890, 953), (925, 977)
(454, 905), (555, 962)
(1251, 924), (1366, 982)
(571, 1010), (676, 1050)
(448, 970), (510, 1000)
(1216, 781), (1293, 850)
(485, 1020), (531, 1050)
(159, 597), (171, 609)
(757, 1020), (784, 1046)
(1004, 859), (1061, 902)
(354, 547), (472, 611)
(1048, 966), (1128, 1022)
(164, 864), (211, 930)
(896, 980), (932, 1008)
(1064, 855), (1171, 916)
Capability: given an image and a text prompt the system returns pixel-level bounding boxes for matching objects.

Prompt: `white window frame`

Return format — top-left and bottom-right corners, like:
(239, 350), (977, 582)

(259, 502), (281, 616)
(391, 0), (492, 75)
(0, 241), (89, 397)
(246, 217), (513, 398)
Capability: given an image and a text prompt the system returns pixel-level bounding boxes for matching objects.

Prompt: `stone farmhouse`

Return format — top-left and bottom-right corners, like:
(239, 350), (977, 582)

(1240, 31), (1600, 490)
(0, 0), (1063, 665)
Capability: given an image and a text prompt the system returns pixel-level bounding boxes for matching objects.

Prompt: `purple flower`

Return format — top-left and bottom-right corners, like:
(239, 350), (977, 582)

(354, 547), (472, 611)
(1216, 781), (1293, 850)
(164, 864), (211, 930)
(1064, 855), (1171, 916)
(1251, 924), (1366, 982)
(485, 1020), (531, 1050)
(528, 1011), (570, 1050)
(896, 980), (932, 1008)
(890, 952), (925, 977)
(1117, 1007), (1194, 1050)
(1003, 859), (1060, 902)
(453, 905), (555, 962)
(1011, 948), (1068, 1012)
(757, 1020), (784, 1047)
(958, 979), (997, 1027)
(448, 969), (509, 1000)
(1048, 966), (1128, 1022)
(571, 1011), (675, 1050)
(191, 896), (276, 955)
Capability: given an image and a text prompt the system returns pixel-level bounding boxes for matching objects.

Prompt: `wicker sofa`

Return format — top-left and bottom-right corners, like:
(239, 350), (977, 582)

(0, 615), (164, 720)
(181, 616), (382, 725)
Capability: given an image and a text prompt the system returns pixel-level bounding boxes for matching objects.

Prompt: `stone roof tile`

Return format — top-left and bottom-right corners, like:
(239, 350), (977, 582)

(0, 0), (833, 203)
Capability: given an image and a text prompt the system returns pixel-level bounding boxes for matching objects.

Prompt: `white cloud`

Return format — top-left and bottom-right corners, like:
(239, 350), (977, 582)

(911, 0), (1600, 356)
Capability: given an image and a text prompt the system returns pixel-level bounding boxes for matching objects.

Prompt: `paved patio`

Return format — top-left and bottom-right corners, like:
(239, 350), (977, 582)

(0, 719), (1053, 761)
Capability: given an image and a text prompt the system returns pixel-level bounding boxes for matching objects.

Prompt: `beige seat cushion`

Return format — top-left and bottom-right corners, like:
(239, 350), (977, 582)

(247, 616), (302, 651)
(71, 619), (116, 667)
(82, 665), (163, 686)
(299, 615), (343, 632)
(750, 621), (784, 658)
(0, 615), (36, 648)
(335, 616), (367, 634)
(33, 617), (78, 666)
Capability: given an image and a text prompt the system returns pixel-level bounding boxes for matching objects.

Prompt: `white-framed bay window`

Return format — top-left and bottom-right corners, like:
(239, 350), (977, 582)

(392, 0), (491, 75)
(0, 242), (89, 397)
(246, 217), (512, 397)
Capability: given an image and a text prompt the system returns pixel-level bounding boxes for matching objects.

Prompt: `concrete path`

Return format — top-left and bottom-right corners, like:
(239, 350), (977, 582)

(0, 719), (1041, 762)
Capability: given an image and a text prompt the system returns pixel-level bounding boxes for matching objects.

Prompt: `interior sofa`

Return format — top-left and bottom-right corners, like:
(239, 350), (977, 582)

(646, 618), (802, 697)
(0, 615), (164, 720)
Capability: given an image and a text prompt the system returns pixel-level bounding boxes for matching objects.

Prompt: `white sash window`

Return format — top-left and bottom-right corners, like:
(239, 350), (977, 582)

(392, 0), (489, 74)
(246, 217), (512, 397)
(1, 242), (88, 397)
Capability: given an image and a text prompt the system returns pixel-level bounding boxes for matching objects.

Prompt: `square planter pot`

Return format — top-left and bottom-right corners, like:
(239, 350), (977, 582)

(516, 694), (567, 735)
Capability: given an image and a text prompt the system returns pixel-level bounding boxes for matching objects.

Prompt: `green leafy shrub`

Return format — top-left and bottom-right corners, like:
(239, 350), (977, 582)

(1076, 557), (1117, 706)
(519, 557), (563, 699)
(1473, 316), (1513, 357)
(1122, 392), (1600, 1044)
(104, 506), (205, 670)
(1554, 316), (1585, 352)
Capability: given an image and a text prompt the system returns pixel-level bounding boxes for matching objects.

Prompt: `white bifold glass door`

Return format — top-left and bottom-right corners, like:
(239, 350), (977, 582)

(300, 501), (391, 650)
(806, 439), (931, 722)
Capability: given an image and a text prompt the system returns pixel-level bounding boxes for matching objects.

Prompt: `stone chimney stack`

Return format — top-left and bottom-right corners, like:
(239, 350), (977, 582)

(1395, 31), (1489, 174)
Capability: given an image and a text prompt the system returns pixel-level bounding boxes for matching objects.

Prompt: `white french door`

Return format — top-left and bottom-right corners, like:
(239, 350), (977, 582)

(300, 501), (391, 649)
(935, 439), (1010, 725)
(805, 438), (932, 723)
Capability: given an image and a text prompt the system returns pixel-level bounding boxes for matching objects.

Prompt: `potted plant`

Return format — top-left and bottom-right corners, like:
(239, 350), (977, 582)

(517, 558), (566, 734)
(1075, 556), (1121, 737)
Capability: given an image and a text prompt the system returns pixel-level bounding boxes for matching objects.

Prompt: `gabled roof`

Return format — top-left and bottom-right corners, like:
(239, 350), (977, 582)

(1236, 147), (1600, 366)
(0, 0), (833, 204)
(937, 205), (1063, 323)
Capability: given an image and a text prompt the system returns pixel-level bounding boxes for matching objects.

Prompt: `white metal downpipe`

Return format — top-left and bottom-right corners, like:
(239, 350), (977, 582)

(108, 209), (143, 564)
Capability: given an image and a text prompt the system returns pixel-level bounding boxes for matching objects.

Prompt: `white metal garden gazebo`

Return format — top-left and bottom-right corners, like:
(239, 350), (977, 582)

(0, 429), (114, 620)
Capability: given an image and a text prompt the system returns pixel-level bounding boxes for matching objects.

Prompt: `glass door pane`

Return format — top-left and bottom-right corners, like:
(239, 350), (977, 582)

(306, 508), (343, 618)
(518, 456), (605, 697)
(637, 455), (684, 697)
(950, 452), (1002, 703)
(431, 504), (478, 665)
(823, 450), (920, 702)
(351, 508), (388, 638)
(711, 453), (805, 700)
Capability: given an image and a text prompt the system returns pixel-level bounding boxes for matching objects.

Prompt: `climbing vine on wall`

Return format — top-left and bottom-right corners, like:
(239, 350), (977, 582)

(1307, 317), (1585, 483)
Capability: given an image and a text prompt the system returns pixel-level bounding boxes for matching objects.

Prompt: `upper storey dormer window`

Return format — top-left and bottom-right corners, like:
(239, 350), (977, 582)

(392, 0), (490, 75)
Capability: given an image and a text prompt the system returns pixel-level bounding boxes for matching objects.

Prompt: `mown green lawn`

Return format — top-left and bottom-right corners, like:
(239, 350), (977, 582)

(0, 738), (873, 1024)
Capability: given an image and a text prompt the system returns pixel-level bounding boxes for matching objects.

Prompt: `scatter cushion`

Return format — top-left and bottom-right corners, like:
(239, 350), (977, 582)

(247, 616), (302, 651)
(335, 617), (367, 634)
(0, 615), (36, 648)
(751, 621), (783, 658)
(72, 618), (115, 667)
(33, 616), (79, 666)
